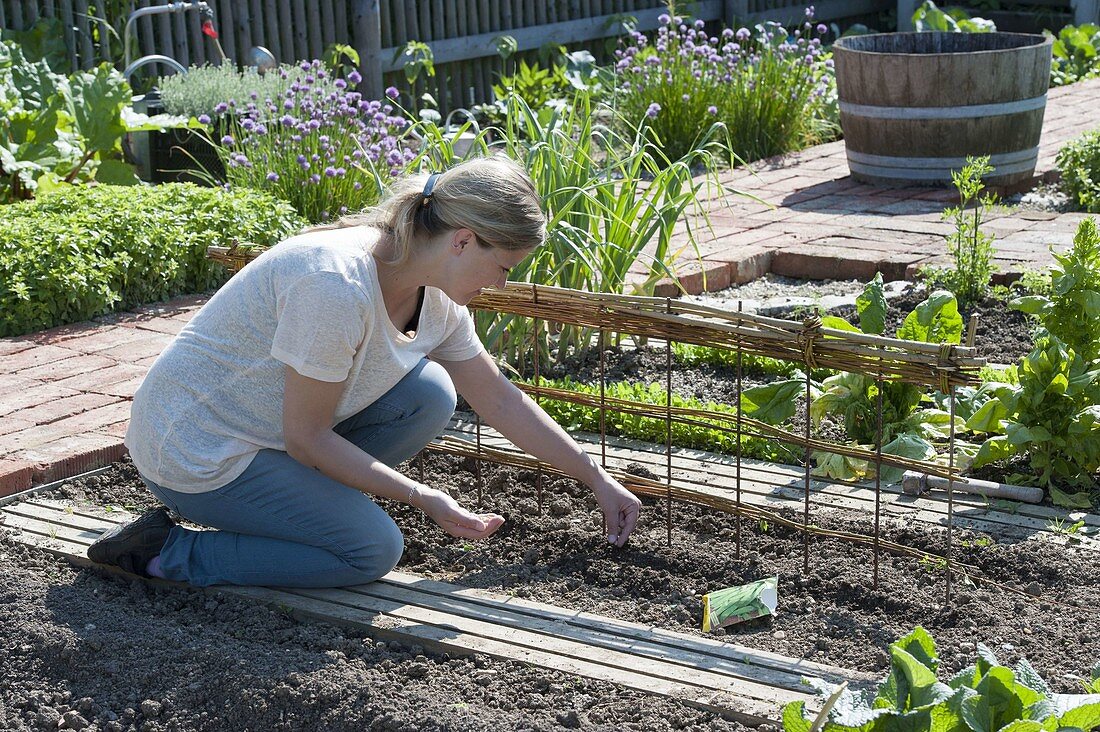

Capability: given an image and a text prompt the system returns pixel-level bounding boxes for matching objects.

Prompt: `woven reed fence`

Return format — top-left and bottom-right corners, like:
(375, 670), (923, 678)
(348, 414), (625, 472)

(1, 0), (890, 112)
(462, 283), (985, 599)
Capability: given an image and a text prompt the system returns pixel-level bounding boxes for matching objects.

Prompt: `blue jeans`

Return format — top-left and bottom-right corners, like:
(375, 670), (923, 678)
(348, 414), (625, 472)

(141, 359), (456, 588)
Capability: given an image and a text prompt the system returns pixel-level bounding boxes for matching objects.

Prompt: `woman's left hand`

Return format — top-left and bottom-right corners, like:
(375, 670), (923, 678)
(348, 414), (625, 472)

(592, 477), (641, 548)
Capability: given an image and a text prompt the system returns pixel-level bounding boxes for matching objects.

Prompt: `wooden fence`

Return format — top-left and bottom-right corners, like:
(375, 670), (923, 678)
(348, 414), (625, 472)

(0, 0), (983, 113)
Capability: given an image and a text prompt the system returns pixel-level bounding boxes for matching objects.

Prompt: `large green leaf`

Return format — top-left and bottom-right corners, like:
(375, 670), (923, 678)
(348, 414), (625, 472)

(890, 645), (950, 711)
(897, 291), (963, 345)
(967, 398), (1010, 434)
(812, 450), (870, 481)
(741, 379), (802, 425)
(971, 435), (1016, 469)
(1008, 295), (1051, 317)
(857, 272), (888, 335)
(963, 667), (1025, 732)
(781, 701), (813, 732)
(994, 722), (1044, 732)
(7, 42), (64, 110)
(894, 627), (939, 674)
(879, 433), (936, 484)
(1057, 699), (1100, 728)
(65, 63), (129, 153)
(93, 159), (140, 186)
(1014, 659), (1052, 698)
(1048, 485), (1092, 509)
(822, 315), (861, 333)
(120, 106), (197, 133)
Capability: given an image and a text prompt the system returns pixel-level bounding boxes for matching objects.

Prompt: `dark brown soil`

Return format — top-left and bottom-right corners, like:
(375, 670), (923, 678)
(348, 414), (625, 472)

(1, 462), (755, 732)
(4, 455), (1098, 732)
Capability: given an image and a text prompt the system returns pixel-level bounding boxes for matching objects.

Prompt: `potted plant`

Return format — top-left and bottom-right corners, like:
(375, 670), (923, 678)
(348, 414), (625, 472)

(146, 62), (303, 184)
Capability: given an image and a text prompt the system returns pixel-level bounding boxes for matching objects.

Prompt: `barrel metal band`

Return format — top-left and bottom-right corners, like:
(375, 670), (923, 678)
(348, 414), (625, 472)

(839, 93), (1047, 120)
(846, 146), (1039, 180)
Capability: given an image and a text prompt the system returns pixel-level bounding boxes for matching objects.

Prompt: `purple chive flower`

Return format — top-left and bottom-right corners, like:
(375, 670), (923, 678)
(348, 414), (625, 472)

(707, 105), (718, 115)
(221, 135), (234, 145)
(816, 23), (828, 34)
(658, 13), (670, 23)
(309, 174), (321, 184)
(385, 86), (399, 99)
(266, 172), (279, 182)
(334, 78), (347, 89)
(214, 102), (229, 114)
(197, 114), (211, 124)
(324, 166), (337, 177)
(348, 70), (362, 85)
(646, 102), (661, 119)
(736, 27), (750, 40)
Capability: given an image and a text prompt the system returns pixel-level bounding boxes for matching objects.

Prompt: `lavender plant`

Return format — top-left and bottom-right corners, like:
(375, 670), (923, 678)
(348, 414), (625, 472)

(215, 60), (416, 224)
(612, 8), (836, 166)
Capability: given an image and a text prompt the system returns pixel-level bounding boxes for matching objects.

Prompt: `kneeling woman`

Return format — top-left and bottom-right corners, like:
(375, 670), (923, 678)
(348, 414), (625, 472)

(90, 155), (641, 587)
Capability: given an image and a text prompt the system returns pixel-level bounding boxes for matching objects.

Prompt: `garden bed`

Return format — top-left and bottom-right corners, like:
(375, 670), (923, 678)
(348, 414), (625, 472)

(3, 456), (1098, 730)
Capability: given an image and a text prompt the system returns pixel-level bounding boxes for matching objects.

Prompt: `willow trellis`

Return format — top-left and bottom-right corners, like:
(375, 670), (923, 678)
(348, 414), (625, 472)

(464, 282), (984, 601)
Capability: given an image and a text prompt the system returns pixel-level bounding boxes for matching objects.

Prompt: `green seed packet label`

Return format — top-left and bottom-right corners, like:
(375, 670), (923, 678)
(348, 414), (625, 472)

(702, 576), (778, 632)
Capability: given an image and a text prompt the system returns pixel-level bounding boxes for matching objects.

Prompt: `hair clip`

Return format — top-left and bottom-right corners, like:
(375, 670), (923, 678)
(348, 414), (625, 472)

(421, 172), (440, 206)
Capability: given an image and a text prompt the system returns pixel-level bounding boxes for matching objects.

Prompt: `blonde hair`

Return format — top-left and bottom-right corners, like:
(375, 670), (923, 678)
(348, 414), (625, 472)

(308, 155), (546, 265)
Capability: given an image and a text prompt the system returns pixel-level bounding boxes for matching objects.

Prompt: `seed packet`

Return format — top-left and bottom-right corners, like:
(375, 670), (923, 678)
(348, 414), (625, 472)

(702, 576), (778, 632)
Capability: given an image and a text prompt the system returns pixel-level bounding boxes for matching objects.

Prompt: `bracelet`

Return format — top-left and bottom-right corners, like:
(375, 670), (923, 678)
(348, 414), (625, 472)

(405, 483), (419, 506)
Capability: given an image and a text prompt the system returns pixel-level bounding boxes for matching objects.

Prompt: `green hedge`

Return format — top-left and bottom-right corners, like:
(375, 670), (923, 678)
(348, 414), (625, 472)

(0, 184), (305, 337)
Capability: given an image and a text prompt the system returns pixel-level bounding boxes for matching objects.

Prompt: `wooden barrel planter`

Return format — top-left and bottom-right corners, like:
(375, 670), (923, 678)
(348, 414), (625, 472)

(833, 32), (1053, 187)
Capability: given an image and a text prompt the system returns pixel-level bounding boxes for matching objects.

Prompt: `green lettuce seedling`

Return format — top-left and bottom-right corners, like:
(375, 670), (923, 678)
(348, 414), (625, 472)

(783, 626), (1100, 732)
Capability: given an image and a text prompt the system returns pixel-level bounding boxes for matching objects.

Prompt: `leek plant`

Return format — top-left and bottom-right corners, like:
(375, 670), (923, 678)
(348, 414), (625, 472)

(476, 92), (740, 372)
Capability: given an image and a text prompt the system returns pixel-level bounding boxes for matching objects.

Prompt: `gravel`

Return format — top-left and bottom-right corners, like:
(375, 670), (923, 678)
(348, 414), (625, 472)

(683, 274), (910, 316)
(1009, 183), (1074, 214)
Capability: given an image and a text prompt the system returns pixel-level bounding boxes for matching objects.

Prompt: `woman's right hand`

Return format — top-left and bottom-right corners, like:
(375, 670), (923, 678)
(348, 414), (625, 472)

(413, 486), (505, 540)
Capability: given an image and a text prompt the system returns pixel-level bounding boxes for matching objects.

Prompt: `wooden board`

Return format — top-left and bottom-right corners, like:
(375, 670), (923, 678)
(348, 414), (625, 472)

(441, 418), (1100, 553)
(1, 499), (875, 725)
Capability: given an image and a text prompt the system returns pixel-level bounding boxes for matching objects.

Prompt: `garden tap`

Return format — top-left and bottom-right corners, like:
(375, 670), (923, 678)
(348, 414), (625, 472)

(124, 2), (223, 72)
(123, 55), (188, 86)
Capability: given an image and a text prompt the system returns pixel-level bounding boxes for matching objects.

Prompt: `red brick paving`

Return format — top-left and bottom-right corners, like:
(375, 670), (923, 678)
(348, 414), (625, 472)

(2, 79), (1098, 493)
(643, 77), (1100, 295)
(0, 294), (207, 496)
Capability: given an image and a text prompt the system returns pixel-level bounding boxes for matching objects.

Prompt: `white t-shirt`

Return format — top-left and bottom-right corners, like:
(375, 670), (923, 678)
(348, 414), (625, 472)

(125, 226), (484, 493)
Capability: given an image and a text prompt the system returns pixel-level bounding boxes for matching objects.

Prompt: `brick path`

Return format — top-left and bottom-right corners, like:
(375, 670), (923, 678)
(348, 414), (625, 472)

(641, 76), (1100, 295)
(1, 78), (1097, 495)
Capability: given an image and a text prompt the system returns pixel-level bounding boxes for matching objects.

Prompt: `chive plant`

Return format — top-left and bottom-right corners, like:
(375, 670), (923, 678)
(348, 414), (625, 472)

(612, 9), (837, 166)
(213, 61), (416, 224)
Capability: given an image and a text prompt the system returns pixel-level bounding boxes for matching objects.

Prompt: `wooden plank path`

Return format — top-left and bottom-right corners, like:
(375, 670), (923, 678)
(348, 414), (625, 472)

(443, 418), (1100, 552)
(1, 498), (876, 725)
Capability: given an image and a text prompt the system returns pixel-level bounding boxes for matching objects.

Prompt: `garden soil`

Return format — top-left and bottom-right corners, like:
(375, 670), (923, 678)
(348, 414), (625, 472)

(4, 453), (1098, 732)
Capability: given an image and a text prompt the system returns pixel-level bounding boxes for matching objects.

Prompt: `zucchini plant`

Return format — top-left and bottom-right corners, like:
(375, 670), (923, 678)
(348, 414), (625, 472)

(809, 274), (967, 482)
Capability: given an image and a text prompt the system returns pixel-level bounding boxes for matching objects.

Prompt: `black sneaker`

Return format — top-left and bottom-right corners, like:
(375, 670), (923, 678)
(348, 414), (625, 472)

(87, 507), (175, 577)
